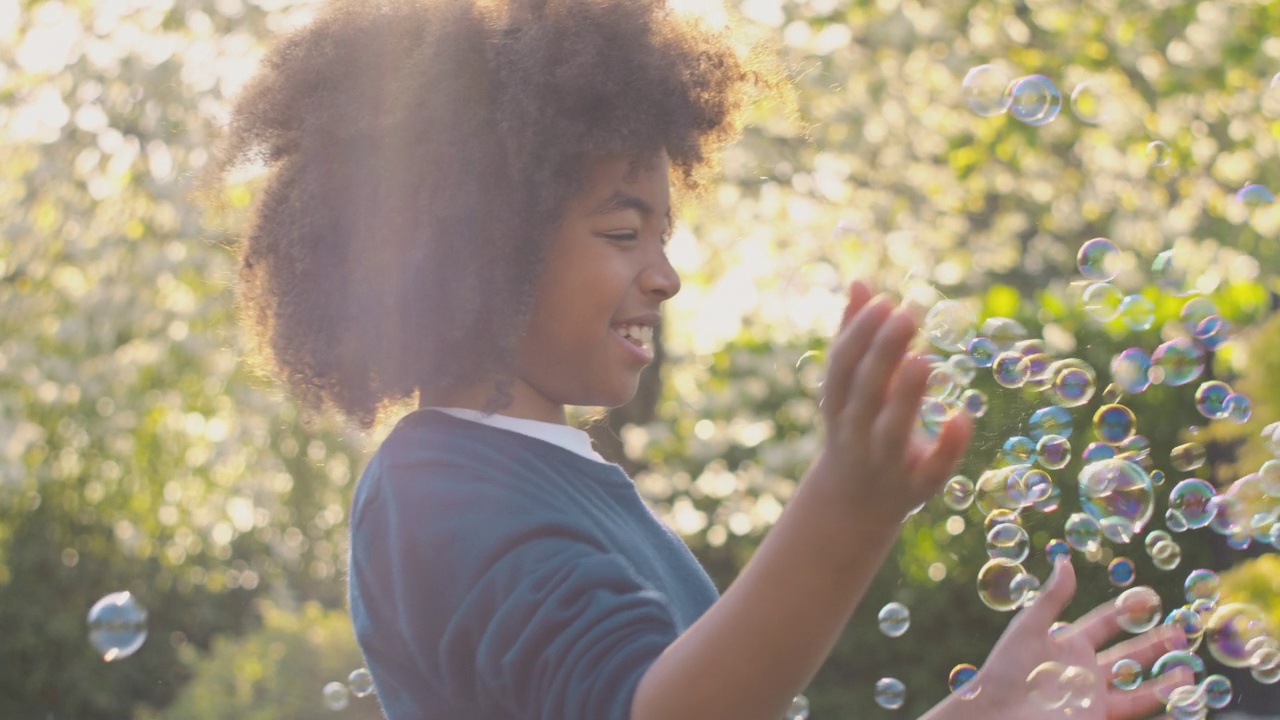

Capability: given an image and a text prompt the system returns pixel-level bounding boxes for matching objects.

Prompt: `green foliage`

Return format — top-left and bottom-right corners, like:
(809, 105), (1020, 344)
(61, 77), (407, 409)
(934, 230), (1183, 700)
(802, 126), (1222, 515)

(138, 601), (382, 720)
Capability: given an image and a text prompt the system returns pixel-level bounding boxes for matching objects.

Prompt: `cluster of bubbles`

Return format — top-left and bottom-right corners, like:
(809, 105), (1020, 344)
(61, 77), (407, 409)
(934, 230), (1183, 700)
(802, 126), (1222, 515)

(321, 667), (377, 711)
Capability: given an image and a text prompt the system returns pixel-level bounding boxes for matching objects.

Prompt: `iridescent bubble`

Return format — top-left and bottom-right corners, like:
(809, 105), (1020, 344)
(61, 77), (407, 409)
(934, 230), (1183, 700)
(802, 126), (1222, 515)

(1254, 661), (1280, 685)
(1116, 586), (1162, 634)
(1070, 82), (1107, 125)
(925, 300), (978, 353)
(1151, 650), (1207, 702)
(1010, 572), (1041, 608)
(1171, 442), (1207, 472)
(1165, 684), (1207, 718)
(1077, 237), (1121, 281)
(1111, 348), (1153, 395)
(323, 681), (351, 711)
(1065, 513), (1101, 553)
(878, 602), (911, 638)
(1008, 74), (1062, 126)
(1018, 353), (1054, 392)
(1225, 394), (1252, 424)
(1166, 508), (1190, 533)
(348, 667), (375, 698)
(926, 363), (961, 401)
(1028, 662), (1096, 712)
(1029, 406), (1073, 441)
(1111, 658), (1143, 690)
(1169, 479), (1217, 529)
(961, 389), (989, 417)
(982, 317), (1029, 351)
(1194, 381), (1232, 420)
(984, 508), (1021, 533)
(1118, 294), (1156, 331)
(1118, 434), (1152, 463)
(966, 337), (997, 368)
(943, 475), (975, 511)
(1032, 481), (1063, 514)
(1185, 569), (1220, 604)
(949, 663), (980, 699)
(1045, 538), (1071, 563)
(1152, 249), (1195, 297)
(1047, 359), (1098, 408)
(1145, 529), (1173, 553)
(1103, 383), (1124, 403)
(948, 353), (978, 385)
(1166, 606), (1206, 650)
(1180, 297), (1218, 334)
(1093, 404), (1137, 445)
(1235, 183), (1276, 207)
(1083, 441), (1117, 463)
(1197, 315), (1231, 350)
(987, 522), (1031, 563)
(1001, 435), (1038, 466)
(1084, 282), (1124, 321)
(1021, 469), (1054, 506)
(1037, 435), (1071, 470)
(786, 694), (811, 720)
(1146, 140), (1171, 166)
(875, 677), (906, 710)
(1151, 539), (1183, 571)
(1150, 469), (1166, 486)
(977, 558), (1029, 611)
(993, 350), (1029, 388)
(1108, 557), (1137, 587)
(962, 64), (1013, 117)
(87, 591), (148, 662)
(1202, 674), (1233, 710)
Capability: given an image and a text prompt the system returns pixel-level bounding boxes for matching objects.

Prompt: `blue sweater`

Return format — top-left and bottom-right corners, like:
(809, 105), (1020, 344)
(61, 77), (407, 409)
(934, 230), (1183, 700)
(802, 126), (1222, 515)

(348, 409), (721, 719)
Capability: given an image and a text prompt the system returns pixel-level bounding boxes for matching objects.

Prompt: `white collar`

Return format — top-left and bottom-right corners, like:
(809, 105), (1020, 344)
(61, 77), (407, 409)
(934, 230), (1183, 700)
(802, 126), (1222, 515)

(425, 407), (610, 464)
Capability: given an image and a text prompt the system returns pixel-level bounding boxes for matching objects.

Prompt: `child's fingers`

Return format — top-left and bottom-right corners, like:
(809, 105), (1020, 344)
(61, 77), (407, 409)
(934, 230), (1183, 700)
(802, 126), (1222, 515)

(1062, 586), (1159, 651)
(1015, 555), (1077, 634)
(870, 355), (932, 454)
(838, 281), (875, 333)
(847, 310), (918, 431)
(908, 411), (973, 490)
(822, 299), (894, 419)
(1095, 623), (1187, 670)
(1103, 668), (1194, 720)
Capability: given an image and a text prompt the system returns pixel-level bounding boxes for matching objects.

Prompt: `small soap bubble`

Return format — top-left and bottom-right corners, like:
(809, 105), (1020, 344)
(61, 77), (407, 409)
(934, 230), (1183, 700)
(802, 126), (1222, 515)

(1169, 479), (1217, 529)
(1118, 295), (1156, 331)
(1180, 297), (1218, 333)
(966, 337), (997, 367)
(1150, 469), (1166, 486)
(1171, 442), (1207, 472)
(1037, 435), (1071, 470)
(1103, 382), (1125, 402)
(1205, 603), (1271, 668)
(961, 388), (989, 417)
(926, 363), (961, 401)
(1018, 353), (1053, 392)
(1183, 569), (1220, 604)
(348, 667), (375, 698)
(1008, 74), (1062, 126)
(1108, 557), (1137, 587)
(1194, 381), (1232, 420)
(977, 558), (1028, 611)
(1146, 140), (1171, 166)
(1082, 441), (1117, 463)
(1152, 249), (1196, 297)
(1202, 674), (1232, 709)
(925, 300), (977, 353)
(1083, 282), (1124, 321)
(1093, 404), (1137, 445)
(984, 508), (1021, 532)
(1165, 606), (1206, 649)
(963, 64), (1013, 117)
(992, 350), (1028, 388)
(878, 602), (911, 638)
(1166, 508), (1190, 533)
(1145, 530), (1173, 553)
(1111, 658), (1143, 690)
(1077, 237), (1121, 281)
(1047, 359), (1097, 408)
(1235, 183), (1276, 207)
(875, 677), (906, 710)
(1116, 586), (1162, 634)
(1225, 394), (1252, 424)
(1032, 481), (1063, 514)
(1165, 685), (1207, 717)
(323, 681), (351, 711)
(1045, 538), (1071, 563)
(1111, 348), (1153, 395)
(1151, 650), (1207, 702)
(982, 317), (1029, 350)
(1065, 513), (1101, 553)
(1001, 435), (1037, 466)
(1029, 406), (1073, 441)
(1151, 539), (1183, 571)
(87, 591), (148, 662)
(1010, 572), (1041, 607)
(948, 353), (978, 385)
(987, 522), (1031, 563)
(1196, 315), (1231, 349)
(943, 475), (976, 511)
(786, 694), (810, 720)
(949, 664), (980, 699)
(1070, 82), (1107, 124)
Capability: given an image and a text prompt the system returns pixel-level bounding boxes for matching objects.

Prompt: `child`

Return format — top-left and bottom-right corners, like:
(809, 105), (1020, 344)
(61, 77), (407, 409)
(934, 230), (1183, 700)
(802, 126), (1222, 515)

(205, 0), (1191, 717)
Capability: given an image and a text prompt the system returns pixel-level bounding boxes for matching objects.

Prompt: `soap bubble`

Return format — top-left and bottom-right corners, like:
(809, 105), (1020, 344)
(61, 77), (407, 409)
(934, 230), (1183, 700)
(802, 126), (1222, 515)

(878, 602), (911, 637)
(1202, 674), (1233, 709)
(1151, 650), (1207, 702)
(1010, 572), (1042, 607)
(1194, 381), (1232, 420)
(987, 522), (1031, 563)
(1008, 74), (1062, 126)
(1197, 315), (1231, 350)
(1108, 557), (1137, 587)
(977, 558), (1029, 611)
(1145, 530), (1173, 553)
(1225, 393), (1252, 424)
(1077, 237), (1121, 281)
(1151, 539), (1183, 571)
(966, 337), (997, 367)
(1030, 406), (1073, 441)
(926, 363), (961, 400)
(1111, 658), (1143, 690)
(1037, 434), (1071, 470)
(1032, 481), (1063, 514)
(948, 353), (978, 385)
(1235, 183), (1276, 207)
(993, 350), (1028, 388)
(1028, 662), (1096, 712)
(1171, 442), (1207, 472)
(1164, 684), (1207, 718)
(323, 681), (351, 711)
(1184, 569), (1221, 604)
(875, 677), (906, 710)
(1254, 662), (1280, 685)
(943, 475), (976, 511)
(1169, 479), (1217, 529)
(1102, 383), (1125, 403)
(348, 667), (375, 698)
(1018, 353), (1053, 392)
(1166, 606), (1206, 650)
(949, 663), (980, 699)
(982, 317), (1029, 351)
(976, 467), (1030, 515)
(1083, 441), (1117, 463)
(1021, 469), (1055, 506)
(985, 508), (1021, 532)
(1152, 249), (1195, 297)
(1084, 282), (1124, 321)
(786, 694), (810, 720)
(925, 300), (977, 353)
(1116, 586), (1162, 634)
(1118, 294), (1156, 331)
(1047, 359), (1097, 407)
(1111, 348), (1153, 395)
(1151, 469), (1167, 486)
(1000, 435), (1037, 466)
(1164, 508), (1190, 535)
(961, 388), (989, 417)
(1093, 404), (1137, 445)
(1070, 82), (1107, 124)
(1146, 140), (1171, 166)
(1045, 538), (1071, 563)
(1180, 297), (1218, 333)
(87, 591), (149, 663)
(962, 64), (1013, 116)
(1065, 513), (1102, 553)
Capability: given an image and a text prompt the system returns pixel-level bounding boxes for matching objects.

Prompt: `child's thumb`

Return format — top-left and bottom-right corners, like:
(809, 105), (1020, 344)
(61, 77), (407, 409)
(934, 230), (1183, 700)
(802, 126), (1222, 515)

(1021, 555), (1077, 632)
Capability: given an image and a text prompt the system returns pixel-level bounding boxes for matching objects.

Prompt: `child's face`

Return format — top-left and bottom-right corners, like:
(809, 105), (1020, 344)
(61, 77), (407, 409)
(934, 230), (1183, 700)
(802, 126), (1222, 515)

(513, 151), (679, 419)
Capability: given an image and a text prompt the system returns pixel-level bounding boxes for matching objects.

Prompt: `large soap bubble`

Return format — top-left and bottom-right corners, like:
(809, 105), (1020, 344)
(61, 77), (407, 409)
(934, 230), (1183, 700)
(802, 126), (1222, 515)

(1078, 458), (1154, 539)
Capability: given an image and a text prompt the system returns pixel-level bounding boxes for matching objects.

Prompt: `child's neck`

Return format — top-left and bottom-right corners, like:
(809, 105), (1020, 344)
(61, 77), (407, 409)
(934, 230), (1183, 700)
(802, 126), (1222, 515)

(420, 380), (568, 426)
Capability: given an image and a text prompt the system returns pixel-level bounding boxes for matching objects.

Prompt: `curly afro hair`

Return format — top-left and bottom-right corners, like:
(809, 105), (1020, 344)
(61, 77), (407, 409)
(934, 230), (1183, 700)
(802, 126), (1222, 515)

(201, 0), (787, 433)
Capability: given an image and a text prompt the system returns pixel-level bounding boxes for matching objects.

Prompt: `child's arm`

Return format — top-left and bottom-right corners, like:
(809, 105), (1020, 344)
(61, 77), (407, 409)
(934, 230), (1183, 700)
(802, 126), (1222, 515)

(631, 281), (973, 720)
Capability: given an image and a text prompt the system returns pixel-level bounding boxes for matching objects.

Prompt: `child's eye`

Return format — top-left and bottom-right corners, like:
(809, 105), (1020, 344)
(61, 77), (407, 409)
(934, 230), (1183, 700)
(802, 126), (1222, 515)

(603, 231), (639, 241)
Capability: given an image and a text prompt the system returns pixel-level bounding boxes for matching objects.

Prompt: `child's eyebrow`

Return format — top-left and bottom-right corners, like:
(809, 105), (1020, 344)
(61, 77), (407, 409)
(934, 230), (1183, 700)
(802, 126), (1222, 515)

(592, 191), (672, 227)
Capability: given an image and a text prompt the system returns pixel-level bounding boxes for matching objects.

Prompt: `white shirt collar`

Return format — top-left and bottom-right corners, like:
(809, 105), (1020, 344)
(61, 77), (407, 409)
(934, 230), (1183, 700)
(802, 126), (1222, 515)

(425, 407), (610, 464)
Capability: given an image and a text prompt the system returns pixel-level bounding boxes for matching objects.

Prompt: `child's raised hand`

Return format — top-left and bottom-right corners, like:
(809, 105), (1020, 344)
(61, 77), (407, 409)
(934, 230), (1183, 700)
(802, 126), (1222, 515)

(812, 280), (973, 524)
(957, 557), (1194, 720)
